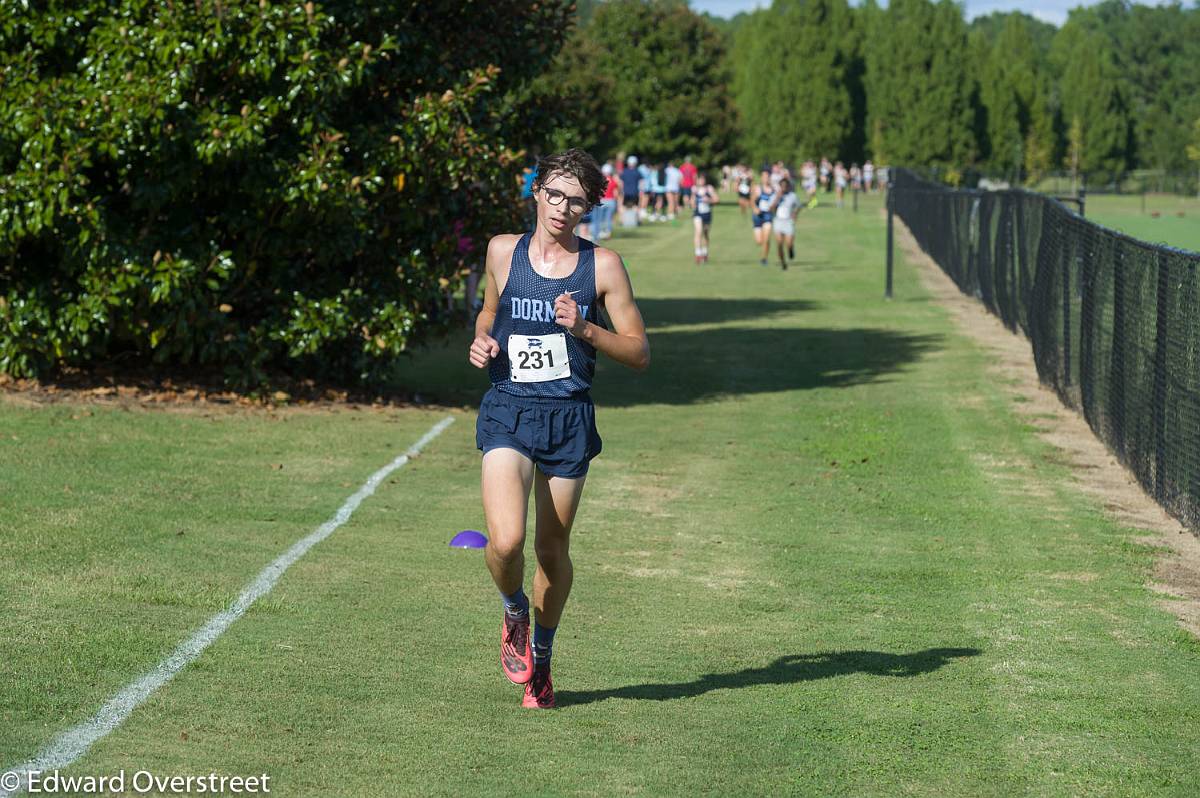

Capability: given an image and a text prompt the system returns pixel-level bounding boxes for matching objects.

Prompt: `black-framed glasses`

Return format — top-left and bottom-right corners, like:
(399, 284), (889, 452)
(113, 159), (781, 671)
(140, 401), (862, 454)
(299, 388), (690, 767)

(542, 187), (589, 215)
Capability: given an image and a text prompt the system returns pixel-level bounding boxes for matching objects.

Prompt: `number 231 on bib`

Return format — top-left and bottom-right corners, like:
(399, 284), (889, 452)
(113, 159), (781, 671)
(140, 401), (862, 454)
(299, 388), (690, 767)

(508, 333), (570, 382)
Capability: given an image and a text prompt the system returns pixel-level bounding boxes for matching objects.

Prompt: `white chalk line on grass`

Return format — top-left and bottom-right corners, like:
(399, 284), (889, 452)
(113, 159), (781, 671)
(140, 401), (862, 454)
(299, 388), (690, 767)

(0, 416), (455, 798)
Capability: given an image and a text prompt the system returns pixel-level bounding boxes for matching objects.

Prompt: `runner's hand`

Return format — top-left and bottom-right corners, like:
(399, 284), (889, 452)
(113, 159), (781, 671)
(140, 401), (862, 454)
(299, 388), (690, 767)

(554, 292), (585, 337)
(469, 334), (500, 368)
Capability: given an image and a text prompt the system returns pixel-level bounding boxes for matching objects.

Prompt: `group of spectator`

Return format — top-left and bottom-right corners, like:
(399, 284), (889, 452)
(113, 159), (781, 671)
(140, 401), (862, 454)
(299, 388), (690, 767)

(612, 155), (700, 224)
(728, 158), (886, 214)
(517, 152), (708, 243)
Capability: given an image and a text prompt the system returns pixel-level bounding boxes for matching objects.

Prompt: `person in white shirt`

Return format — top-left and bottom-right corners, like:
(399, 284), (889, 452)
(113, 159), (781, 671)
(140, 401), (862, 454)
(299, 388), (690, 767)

(664, 161), (683, 220)
(770, 177), (800, 270)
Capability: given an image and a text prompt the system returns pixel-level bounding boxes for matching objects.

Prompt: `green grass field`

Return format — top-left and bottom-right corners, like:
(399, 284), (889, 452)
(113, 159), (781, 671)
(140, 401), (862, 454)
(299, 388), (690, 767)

(1082, 193), (1200, 253)
(3, 193), (1199, 796)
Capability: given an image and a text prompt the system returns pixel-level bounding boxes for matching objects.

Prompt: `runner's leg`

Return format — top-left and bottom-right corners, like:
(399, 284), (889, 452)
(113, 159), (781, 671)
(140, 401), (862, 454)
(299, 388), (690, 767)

(531, 471), (587, 630)
(525, 471), (582, 710)
(482, 448), (535, 594)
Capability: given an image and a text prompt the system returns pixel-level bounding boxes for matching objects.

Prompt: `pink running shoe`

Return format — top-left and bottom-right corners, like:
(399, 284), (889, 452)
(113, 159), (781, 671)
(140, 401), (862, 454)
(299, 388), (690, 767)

(500, 614), (533, 684)
(522, 665), (555, 709)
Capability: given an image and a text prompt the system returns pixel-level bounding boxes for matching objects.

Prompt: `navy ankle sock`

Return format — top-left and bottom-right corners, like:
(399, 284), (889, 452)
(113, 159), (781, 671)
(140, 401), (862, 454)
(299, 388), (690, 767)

(502, 588), (529, 619)
(532, 621), (557, 666)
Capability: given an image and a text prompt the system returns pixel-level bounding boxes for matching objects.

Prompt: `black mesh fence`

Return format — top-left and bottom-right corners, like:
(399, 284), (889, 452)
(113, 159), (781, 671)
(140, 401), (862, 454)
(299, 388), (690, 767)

(891, 168), (1200, 534)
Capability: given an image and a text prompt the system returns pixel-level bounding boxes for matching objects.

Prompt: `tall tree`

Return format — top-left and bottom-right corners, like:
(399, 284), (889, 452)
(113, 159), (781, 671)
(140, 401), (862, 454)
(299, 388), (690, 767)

(1187, 116), (1200, 197)
(1050, 0), (1197, 172)
(1052, 17), (1130, 178)
(1023, 82), (1059, 183)
(524, 31), (620, 159)
(570, 0), (739, 166)
(865, 0), (977, 171)
(978, 14), (1055, 180)
(733, 0), (860, 166)
(1124, 3), (1200, 171)
(970, 10), (1057, 54)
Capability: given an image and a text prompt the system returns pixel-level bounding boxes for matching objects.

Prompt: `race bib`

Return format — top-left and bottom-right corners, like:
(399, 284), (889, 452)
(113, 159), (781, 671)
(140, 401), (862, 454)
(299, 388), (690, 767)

(509, 333), (570, 382)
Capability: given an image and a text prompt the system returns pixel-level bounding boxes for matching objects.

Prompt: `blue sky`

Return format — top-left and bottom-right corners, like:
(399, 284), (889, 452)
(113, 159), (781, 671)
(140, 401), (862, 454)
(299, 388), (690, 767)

(689, 0), (1156, 27)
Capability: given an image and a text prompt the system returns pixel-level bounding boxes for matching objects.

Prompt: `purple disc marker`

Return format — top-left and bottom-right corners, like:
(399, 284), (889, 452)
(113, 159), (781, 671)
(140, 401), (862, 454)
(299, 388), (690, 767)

(450, 529), (487, 549)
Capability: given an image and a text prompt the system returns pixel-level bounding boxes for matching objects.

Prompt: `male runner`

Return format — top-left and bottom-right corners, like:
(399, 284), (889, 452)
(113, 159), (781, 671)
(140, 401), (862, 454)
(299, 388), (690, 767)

(469, 148), (651, 709)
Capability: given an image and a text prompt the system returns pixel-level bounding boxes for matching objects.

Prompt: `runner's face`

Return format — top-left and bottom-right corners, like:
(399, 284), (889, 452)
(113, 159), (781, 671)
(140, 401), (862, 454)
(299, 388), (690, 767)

(538, 172), (588, 235)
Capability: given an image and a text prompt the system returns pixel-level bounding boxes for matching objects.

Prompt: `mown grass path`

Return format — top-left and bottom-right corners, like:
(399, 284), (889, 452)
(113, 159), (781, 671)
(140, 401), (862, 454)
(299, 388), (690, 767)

(2, 194), (1197, 796)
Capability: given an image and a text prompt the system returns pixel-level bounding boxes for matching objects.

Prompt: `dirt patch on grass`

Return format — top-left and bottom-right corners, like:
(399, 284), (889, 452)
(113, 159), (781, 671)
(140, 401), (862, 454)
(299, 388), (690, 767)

(596, 467), (685, 519)
(894, 218), (1200, 639)
(969, 452), (1056, 502)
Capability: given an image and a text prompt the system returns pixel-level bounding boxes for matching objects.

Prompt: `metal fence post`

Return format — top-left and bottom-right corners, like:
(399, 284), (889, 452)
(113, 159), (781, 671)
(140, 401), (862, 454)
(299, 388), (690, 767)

(1109, 240), (1126, 458)
(1152, 251), (1170, 498)
(1061, 224), (1073, 390)
(885, 178), (894, 299)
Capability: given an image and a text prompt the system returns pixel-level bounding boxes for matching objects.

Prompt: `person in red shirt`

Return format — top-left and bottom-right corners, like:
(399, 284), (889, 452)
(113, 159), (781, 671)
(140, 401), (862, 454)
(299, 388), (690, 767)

(596, 161), (621, 240)
(679, 156), (697, 210)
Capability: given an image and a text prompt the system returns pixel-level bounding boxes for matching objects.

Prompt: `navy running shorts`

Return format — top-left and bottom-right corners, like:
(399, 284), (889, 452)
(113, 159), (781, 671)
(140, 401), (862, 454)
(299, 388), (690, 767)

(476, 388), (602, 479)
(694, 212), (712, 225)
(752, 212), (773, 227)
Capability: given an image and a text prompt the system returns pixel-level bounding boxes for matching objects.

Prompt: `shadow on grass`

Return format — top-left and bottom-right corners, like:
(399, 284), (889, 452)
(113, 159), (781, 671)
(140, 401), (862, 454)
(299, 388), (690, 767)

(556, 648), (981, 707)
(608, 225), (672, 241)
(594, 323), (942, 407)
(637, 297), (821, 329)
(391, 298), (943, 407)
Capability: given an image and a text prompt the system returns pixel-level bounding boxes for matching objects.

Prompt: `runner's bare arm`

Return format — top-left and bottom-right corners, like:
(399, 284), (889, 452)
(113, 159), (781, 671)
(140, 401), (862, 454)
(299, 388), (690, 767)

(553, 248), (648, 371)
(469, 234), (520, 368)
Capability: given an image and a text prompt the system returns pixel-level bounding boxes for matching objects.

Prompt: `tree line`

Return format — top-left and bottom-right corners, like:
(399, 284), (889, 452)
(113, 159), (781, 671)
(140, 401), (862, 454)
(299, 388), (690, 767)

(3, 0), (1195, 388)
(551, 0), (1200, 185)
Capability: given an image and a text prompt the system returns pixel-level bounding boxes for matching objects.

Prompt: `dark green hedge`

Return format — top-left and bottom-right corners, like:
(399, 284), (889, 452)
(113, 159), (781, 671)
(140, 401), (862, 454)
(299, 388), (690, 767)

(0, 1), (571, 386)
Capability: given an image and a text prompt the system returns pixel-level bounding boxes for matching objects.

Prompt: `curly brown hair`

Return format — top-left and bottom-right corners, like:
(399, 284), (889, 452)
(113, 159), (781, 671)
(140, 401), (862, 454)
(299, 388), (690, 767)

(532, 148), (605, 208)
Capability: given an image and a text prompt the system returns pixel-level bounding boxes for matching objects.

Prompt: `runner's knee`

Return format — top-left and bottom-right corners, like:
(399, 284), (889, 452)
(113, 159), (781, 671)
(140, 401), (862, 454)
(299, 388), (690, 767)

(488, 532), (526, 562)
(533, 535), (570, 568)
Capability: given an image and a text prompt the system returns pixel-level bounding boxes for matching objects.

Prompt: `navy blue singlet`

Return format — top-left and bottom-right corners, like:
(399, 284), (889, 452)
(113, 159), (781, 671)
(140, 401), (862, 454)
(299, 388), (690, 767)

(488, 233), (604, 399)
